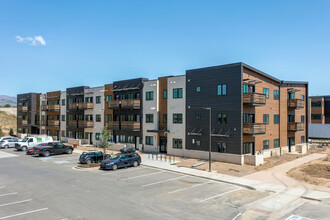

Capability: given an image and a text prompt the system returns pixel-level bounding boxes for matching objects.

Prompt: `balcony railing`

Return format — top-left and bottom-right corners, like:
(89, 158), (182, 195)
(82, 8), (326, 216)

(22, 120), (28, 126)
(107, 121), (120, 130)
(288, 122), (304, 132)
(48, 104), (60, 111)
(41, 105), (48, 111)
(121, 121), (140, 131)
(108, 100), (120, 109)
(78, 102), (94, 110)
(243, 123), (266, 135)
(41, 121), (47, 126)
(78, 121), (94, 128)
(121, 99), (141, 109)
(243, 93), (266, 106)
(68, 103), (78, 110)
(18, 106), (28, 112)
(68, 120), (77, 127)
(48, 120), (60, 127)
(288, 99), (304, 109)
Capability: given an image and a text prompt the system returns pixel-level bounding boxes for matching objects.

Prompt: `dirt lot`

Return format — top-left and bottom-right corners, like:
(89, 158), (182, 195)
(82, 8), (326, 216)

(0, 110), (16, 135)
(287, 147), (330, 188)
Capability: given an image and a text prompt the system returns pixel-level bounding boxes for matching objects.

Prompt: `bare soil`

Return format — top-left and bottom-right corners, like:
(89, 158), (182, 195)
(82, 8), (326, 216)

(77, 163), (101, 168)
(0, 110), (16, 135)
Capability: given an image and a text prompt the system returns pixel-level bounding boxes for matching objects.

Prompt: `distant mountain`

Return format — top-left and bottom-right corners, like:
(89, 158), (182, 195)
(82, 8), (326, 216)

(0, 95), (17, 107)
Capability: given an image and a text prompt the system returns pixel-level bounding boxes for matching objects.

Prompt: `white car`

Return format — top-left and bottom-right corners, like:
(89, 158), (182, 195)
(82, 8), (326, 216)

(15, 136), (53, 151)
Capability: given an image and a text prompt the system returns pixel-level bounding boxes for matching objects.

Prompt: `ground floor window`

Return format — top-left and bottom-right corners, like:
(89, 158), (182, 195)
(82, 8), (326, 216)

(78, 132), (83, 139)
(274, 139), (280, 148)
(301, 136), (305, 143)
(120, 135), (126, 143)
(217, 142), (227, 153)
(127, 136), (134, 143)
(288, 137), (295, 146)
(95, 133), (100, 140)
(61, 131), (65, 137)
(173, 138), (182, 149)
(263, 140), (269, 150)
(243, 142), (254, 154)
(68, 131), (73, 138)
(146, 136), (153, 145)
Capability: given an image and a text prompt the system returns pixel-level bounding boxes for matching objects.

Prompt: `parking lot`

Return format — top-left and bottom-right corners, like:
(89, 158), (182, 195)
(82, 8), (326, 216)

(1, 149), (329, 219)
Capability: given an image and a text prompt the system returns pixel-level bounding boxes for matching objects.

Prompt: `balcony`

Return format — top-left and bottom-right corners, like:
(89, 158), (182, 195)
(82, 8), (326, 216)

(243, 123), (266, 135)
(78, 120), (94, 128)
(68, 103), (78, 110)
(18, 106), (28, 112)
(121, 99), (141, 109)
(41, 105), (48, 111)
(288, 122), (304, 132)
(288, 99), (304, 109)
(107, 121), (120, 130)
(78, 102), (94, 110)
(108, 100), (120, 109)
(22, 120), (28, 126)
(48, 120), (60, 127)
(68, 120), (77, 127)
(243, 93), (266, 106)
(48, 104), (60, 111)
(41, 121), (47, 126)
(121, 121), (140, 131)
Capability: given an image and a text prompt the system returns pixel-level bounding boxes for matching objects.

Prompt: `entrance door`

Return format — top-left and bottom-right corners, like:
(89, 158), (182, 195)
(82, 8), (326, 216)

(159, 137), (167, 153)
(135, 137), (140, 150)
(288, 138), (292, 152)
(90, 133), (93, 145)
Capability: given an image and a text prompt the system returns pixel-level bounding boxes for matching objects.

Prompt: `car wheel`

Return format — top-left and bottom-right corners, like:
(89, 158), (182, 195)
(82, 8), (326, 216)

(22, 146), (27, 151)
(4, 145), (9, 149)
(86, 159), (92, 165)
(112, 164), (118, 171)
(133, 161), (138, 167)
(43, 151), (50, 157)
(66, 149), (72, 154)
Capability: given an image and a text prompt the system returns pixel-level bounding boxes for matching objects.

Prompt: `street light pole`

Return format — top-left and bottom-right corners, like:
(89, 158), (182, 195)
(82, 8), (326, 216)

(204, 107), (212, 172)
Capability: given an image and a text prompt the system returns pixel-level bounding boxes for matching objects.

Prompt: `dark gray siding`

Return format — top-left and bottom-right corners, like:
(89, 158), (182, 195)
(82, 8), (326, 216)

(17, 93), (39, 134)
(186, 64), (242, 154)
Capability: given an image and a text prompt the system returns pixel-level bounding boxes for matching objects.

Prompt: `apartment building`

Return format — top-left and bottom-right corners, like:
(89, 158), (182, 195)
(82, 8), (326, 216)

(185, 63), (308, 165)
(309, 96), (330, 124)
(60, 91), (67, 141)
(17, 93), (40, 137)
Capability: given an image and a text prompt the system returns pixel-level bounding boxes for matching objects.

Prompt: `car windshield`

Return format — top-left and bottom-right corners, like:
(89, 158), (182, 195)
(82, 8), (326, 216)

(21, 137), (29, 142)
(109, 155), (119, 160)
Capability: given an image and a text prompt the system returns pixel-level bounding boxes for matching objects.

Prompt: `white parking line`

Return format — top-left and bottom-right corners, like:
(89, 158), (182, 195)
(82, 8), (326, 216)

(232, 212), (242, 220)
(101, 167), (143, 175)
(142, 176), (186, 187)
(0, 208), (49, 219)
(200, 188), (240, 203)
(122, 171), (163, 180)
(0, 199), (32, 207)
(168, 182), (212, 194)
(0, 192), (17, 197)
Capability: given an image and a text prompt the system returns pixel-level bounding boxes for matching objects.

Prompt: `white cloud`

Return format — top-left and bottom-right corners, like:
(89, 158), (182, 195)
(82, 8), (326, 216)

(15, 35), (47, 46)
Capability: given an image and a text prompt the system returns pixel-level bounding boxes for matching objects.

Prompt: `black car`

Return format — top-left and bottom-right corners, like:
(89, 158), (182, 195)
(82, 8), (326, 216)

(33, 142), (73, 157)
(120, 147), (136, 153)
(79, 151), (110, 164)
(100, 152), (141, 170)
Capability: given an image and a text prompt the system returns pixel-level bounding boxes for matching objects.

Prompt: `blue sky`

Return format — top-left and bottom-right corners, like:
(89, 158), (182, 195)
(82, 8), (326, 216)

(0, 0), (329, 96)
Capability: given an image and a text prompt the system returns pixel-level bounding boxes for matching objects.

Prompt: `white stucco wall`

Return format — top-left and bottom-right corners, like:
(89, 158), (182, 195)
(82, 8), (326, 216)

(40, 94), (46, 135)
(60, 91), (67, 141)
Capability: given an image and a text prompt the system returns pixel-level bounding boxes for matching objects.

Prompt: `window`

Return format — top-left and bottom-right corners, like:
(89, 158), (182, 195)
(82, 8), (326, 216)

(173, 88), (183, 99)
(196, 87), (201, 93)
(78, 132), (83, 139)
(128, 115), (134, 121)
(95, 133), (101, 140)
(274, 90), (280, 100)
(263, 140), (269, 150)
(274, 115), (280, 124)
(289, 137), (295, 145)
(217, 143), (227, 153)
(301, 95), (305, 100)
(78, 97), (83, 103)
(96, 114), (101, 122)
(96, 96), (101, 103)
(217, 113), (227, 124)
(263, 88), (269, 99)
(69, 99), (74, 104)
(311, 114), (322, 120)
(62, 99), (65, 106)
(196, 140), (201, 147)
(106, 114), (112, 122)
(127, 94), (134, 99)
(217, 84), (227, 96)
(120, 135), (126, 143)
(263, 114), (269, 124)
(146, 114), (154, 123)
(146, 136), (153, 145)
(301, 136), (305, 143)
(68, 131), (73, 138)
(173, 139), (182, 149)
(127, 136), (134, 143)
(288, 92), (295, 100)
(301, 115), (305, 123)
(163, 90), (167, 99)
(163, 114), (167, 124)
(311, 101), (321, 107)
(106, 95), (112, 102)
(42, 101), (46, 105)
(61, 131), (65, 137)
(146, 91), (154, 101)
(274, 139), (280, 148)
(173, 114), (183, 123)
(195, 114), (201, 120)
(61, 115), (65, 121)
(243, 84), (249, 94)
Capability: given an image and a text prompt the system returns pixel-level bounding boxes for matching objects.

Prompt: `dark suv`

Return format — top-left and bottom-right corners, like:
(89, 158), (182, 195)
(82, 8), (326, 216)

(79, 151), (110, 164)
(100, 153), (141, 170)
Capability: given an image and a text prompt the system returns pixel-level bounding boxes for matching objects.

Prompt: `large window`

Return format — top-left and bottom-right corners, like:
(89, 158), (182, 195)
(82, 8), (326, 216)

(173, 114), (183, 124)
(311, 114), (322, 120)
(95, 133), (101, 140)
(173, 139), (182, 149)
(127, 136), (134, 143)
(263, 88), (269, 99)
(61, 131), (65, 137)
(106, 95), (112, 102)
(128, 115), (134, 121)
(146, 91), (154, 100)
(217, 143), (227, 153)
(163, 114), (167, 124)
(106, 114), (112, 122)
(301, 95), (305, 100)
(146, 114), (154, 123)
(274, 90), (280, 100)
(301, 115), (305, 123)
(96, 114), (101, 122)
(263, 140), (269, 150)
(146, 136), (153, 145)
(62, 99), (66, 106)
(263, 114), (269, 124)
(120, 135), (126, 143)
(217, 113), (227, 124)
(96, 96), (101, 103)
(173, 88), (183, 99)
(217, 84), (227, 96)
(274, 114), (280, 124)
(274, 139), (280, 148)
(163, 90), (167, 99)
(301, 136), (305, 143)
(61, 115), (65, 121)
(311, 101), (321, 107)
(196, 87), (201, 93)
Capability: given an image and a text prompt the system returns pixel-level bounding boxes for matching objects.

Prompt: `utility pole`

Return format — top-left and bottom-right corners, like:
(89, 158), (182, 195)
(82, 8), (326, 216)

(204, 107), (212, 172)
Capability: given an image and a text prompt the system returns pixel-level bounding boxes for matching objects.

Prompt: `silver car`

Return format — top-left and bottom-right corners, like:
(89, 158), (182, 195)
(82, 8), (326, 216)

(0, 137), (19, 149)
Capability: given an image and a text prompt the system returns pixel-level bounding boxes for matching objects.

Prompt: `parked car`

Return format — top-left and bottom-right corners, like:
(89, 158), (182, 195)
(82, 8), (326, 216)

(100, 152), (141, 170)
(26, 143), (48, 155)
(0, 137), (19, 149)
(120, 147), (136, 153)
(33, 142), (73, 157)
(15, 136), (53, 151)
(79, 151), (111, 164)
